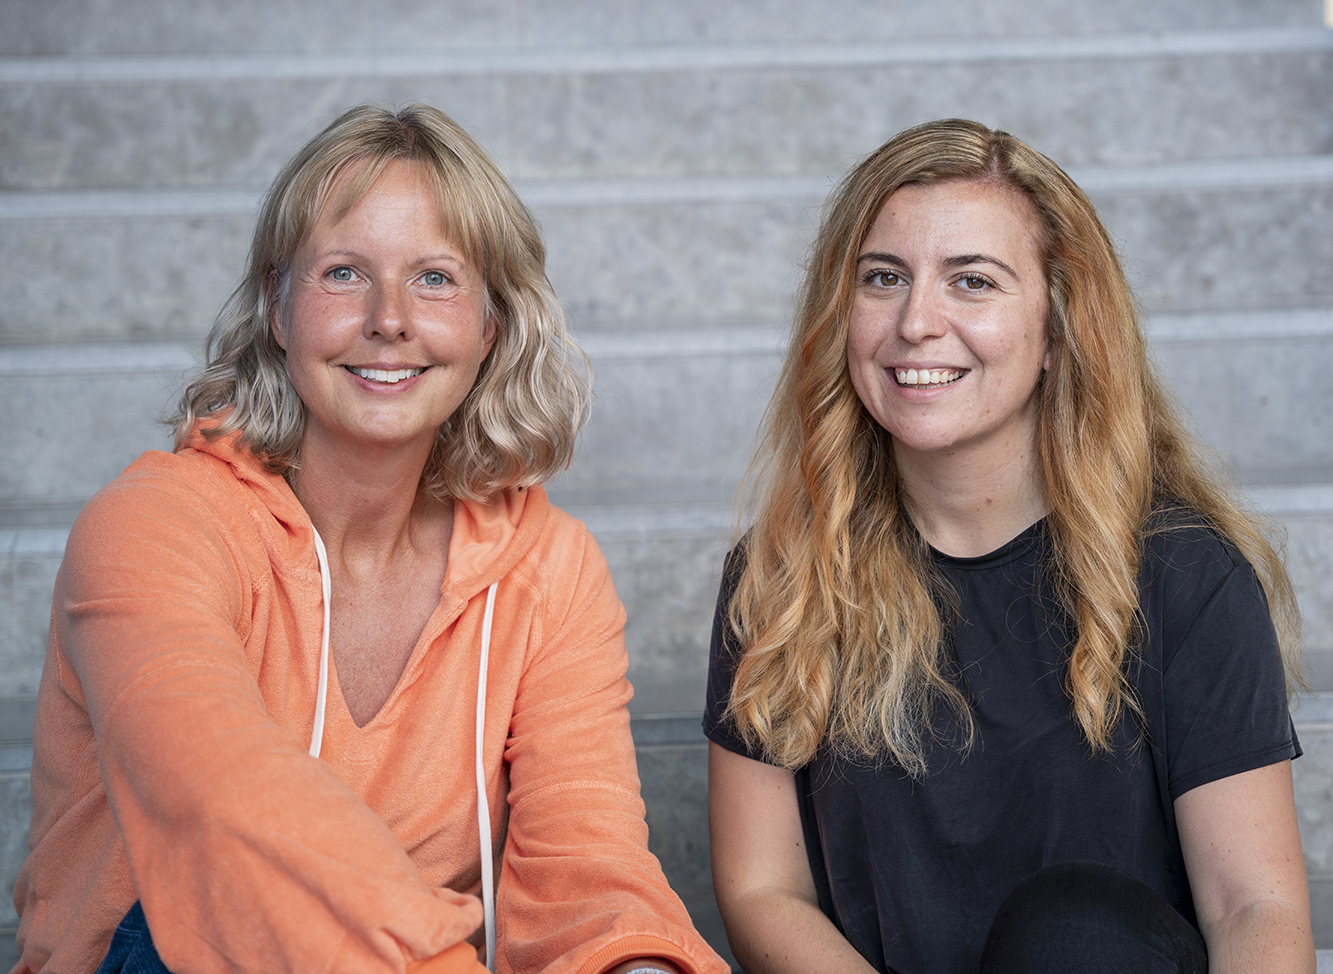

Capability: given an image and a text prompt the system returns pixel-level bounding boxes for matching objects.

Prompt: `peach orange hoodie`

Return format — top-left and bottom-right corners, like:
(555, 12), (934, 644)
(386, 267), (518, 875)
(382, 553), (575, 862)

(14, 426), (725, 974)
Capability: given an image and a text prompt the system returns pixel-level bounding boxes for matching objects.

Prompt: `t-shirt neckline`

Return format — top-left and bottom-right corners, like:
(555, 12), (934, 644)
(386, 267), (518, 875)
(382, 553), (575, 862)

(927, 517), (1046, 571)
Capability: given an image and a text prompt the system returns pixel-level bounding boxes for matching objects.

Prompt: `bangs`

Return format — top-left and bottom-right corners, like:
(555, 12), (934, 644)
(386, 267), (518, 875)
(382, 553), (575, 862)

(308, 151), (486, 274)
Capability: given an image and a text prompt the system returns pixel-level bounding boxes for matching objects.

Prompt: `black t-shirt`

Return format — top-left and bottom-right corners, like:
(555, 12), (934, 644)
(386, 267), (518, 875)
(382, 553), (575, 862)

(704, 511), (1299, 974)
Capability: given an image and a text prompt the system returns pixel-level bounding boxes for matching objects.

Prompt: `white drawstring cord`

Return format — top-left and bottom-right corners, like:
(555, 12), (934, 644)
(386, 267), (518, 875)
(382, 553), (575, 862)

(475, 581), (499, 972)
(305, 526), (499, 969)
(309, 527), (331, 759)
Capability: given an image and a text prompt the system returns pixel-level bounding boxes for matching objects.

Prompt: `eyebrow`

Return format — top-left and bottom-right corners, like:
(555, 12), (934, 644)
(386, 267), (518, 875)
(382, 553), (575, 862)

(413, 253), (468, 271)
(857, 251), (905, 266)
(942, 253), (1018, 278)
(856, 251), (1019, 279)
(316, 250), (468, 270)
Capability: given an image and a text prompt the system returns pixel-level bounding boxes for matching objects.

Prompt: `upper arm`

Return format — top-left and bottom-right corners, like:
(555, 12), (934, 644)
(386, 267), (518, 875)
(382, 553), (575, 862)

(1175, 761), (1312, 962)
(496, 524), (726, 974)
(46, 465), (485, 974)
(708, 742), (818, 914)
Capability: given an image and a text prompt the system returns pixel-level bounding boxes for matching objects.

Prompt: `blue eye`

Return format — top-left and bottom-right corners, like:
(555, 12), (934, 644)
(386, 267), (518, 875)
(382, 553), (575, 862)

(421, 271), (448, 287)
(329, 266), (355, 282)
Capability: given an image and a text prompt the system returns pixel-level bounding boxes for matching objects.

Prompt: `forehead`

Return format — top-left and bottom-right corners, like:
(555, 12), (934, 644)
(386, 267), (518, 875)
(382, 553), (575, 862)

(867, 178), (1045, 259)
(300, 157), (478, 260)
(318, 158), (438, 227)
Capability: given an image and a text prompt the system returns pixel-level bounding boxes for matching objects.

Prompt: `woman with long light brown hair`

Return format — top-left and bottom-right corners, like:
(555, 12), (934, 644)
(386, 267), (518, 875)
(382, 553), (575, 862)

(705, 119), (1313, 974)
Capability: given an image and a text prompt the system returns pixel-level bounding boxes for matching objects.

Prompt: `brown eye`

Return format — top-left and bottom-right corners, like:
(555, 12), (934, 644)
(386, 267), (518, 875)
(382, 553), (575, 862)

(868, 271), (902, 287)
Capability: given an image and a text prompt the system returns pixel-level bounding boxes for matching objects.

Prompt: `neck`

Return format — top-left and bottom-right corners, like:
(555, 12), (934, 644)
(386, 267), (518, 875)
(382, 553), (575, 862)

(895, 431), (1047, 559)
(289, 430), (450, 572)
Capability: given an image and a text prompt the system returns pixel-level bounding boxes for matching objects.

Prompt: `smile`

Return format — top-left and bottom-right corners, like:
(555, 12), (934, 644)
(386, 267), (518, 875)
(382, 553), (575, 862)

(895, 368), (965, 388)
(345, 366), (426, 384)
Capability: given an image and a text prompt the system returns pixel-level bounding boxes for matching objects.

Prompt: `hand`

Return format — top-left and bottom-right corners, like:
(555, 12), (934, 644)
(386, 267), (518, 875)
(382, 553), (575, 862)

(605, 959), (683, 974)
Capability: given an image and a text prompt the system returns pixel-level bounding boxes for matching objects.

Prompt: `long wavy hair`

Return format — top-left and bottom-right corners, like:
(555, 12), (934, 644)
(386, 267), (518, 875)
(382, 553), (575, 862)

(727, 118), (1303, 775)
(174, 103), (590, 501)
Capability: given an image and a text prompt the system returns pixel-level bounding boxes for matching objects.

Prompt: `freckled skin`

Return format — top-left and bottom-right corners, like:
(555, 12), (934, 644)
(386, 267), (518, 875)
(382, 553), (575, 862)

(846, 179), (1050, 475)
(272, 159), (495, 464)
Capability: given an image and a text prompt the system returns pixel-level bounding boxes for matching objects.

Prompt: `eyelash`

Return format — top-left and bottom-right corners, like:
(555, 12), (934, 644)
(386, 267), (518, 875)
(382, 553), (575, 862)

(325, 267), (452, 287)
(860, 270), (997, 291)
(954, 273), (996, 291)
(863, 269), (905, 288)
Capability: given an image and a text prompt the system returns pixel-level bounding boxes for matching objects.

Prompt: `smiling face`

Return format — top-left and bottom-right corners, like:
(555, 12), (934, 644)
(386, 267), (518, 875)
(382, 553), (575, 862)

(273, 159), (495, 463)
(846, 177), (1050, 472)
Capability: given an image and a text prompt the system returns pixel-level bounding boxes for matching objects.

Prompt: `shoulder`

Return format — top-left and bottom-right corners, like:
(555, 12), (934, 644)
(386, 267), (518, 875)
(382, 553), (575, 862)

(486, 488), (624, 636)
(72, 448), (253, 550)
(1136, 501), (1274, 671)
(1140, 503), (1246, 577)
(65, 446), (297, 595)
(527, 493), (616, 594)
(1137, 503), (1251, 616)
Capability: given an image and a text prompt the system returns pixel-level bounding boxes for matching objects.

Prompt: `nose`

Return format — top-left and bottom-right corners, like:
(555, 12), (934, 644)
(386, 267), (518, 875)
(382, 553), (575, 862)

(897, 284), (948, 345)
(365, 282), (411, 341)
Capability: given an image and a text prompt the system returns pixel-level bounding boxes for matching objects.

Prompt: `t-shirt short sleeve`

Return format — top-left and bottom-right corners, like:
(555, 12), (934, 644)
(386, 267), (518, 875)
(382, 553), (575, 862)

(703, 545), (770, 762)
(1147, 524), (1300, 800)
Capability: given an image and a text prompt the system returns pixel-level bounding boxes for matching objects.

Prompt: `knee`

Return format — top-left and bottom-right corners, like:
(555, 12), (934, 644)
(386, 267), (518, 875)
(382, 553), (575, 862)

(979, 862), (1205, 974)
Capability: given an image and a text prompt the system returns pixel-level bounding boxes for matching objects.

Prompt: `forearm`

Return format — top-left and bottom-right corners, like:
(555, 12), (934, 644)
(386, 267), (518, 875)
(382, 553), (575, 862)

(1176, 762), (1314, 974)
(709, 743), (871, 974)
(496, 527), (726, 974)
(1203, 898), (1315, 974)
(718, 887), (876, 974)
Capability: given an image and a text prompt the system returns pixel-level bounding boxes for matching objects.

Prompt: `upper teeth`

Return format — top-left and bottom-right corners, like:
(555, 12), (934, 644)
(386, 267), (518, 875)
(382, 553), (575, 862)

(896, 368), (963, 387)
(350, 367), (425, 384)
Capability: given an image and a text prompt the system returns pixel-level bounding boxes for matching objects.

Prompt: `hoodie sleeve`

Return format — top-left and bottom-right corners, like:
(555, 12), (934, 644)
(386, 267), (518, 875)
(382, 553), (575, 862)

(492, 518), (728, 974)
(50, 459), (485, 974)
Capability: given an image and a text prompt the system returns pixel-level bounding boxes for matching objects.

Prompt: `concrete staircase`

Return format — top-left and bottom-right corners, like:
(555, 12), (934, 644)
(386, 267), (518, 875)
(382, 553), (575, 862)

(1, 1), (1331, 970)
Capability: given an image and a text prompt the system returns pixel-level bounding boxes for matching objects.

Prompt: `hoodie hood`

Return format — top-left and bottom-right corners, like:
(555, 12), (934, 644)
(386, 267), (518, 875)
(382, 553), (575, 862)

(181, 420), (549, 605)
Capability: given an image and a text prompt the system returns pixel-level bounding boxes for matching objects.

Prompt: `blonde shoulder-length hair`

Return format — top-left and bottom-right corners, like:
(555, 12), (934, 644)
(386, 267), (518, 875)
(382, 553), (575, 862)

(728, 118), (1303, 775)
(174, 103), (590, 501)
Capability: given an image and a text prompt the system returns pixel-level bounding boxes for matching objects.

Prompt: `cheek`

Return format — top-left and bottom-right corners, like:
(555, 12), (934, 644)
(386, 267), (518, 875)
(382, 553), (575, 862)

(844, 329), (884, 417)
(845, 311), (881, 373)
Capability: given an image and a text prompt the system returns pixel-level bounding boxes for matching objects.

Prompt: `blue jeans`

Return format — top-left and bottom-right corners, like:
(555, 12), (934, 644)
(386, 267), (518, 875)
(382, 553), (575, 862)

(95, 902), (173, 974)
(979, 862), (1208, 973)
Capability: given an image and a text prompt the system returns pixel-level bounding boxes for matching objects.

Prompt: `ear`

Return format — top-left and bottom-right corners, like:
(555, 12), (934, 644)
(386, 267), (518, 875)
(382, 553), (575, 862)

(268, 270), (288, 350)
(481, 312), (497, 357)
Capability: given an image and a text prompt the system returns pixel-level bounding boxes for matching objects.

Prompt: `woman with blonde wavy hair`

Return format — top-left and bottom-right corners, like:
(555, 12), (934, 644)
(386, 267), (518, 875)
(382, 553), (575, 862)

(16, 104), (726, 974)
(705, 119), (1313, 974)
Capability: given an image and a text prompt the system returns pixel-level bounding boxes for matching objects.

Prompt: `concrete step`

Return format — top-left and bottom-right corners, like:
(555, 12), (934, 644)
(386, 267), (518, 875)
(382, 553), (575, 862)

(1, 31), (1329, 190)
(4, 307), (1329, 508)
(1148, 311), (1333, 481)
(1295, 694), (1333, 950)
(0, 344), (188, 507)
(1, 695), (1330, 969)
(4, 481), (1331, 712)
(1, 0), (1321, 56)
(3, 164), (1332, 342)
(1, 314), (1331, 696)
